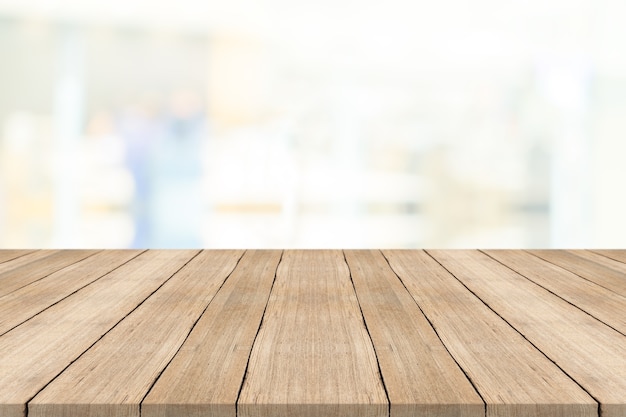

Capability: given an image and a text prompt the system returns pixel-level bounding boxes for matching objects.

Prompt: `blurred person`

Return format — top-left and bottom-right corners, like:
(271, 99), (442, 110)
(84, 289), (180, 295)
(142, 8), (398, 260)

(118, 101), (161, 248)
(150, 89), (207, 248)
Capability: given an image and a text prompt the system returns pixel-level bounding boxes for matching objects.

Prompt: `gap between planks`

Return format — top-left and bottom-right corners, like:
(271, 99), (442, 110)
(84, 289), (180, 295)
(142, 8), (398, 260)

(0, 250), (145, 338)
(0, 250), (37, 265)
(382, 250), (596, 417)
(345, 250), (484, 417)
(28, 250), (242, 417)
(237, 250), (388, 417)
(0, 250), (622, 417)
(482, 250), (626, 337)
(0, 250), (99, 298)
(0, 250), (201, 417)
(142, 250), (281, 417)
(427, 249), (626, 417)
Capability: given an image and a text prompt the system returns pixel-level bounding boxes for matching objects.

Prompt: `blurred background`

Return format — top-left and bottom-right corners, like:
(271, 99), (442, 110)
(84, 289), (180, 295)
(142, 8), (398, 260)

(0, 0), (625, 249)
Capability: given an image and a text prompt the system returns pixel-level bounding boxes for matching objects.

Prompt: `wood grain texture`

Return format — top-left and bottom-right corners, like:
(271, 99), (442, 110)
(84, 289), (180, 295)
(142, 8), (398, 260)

(0, 249), (623, 417)
(0, 250), (35, 264)
(0, 250), (143, 336)
(569, 250), (626, 294)
(589, 249), (626, 265)
(485, 250), (626, 336)
(30, 250), (243, 417)
(383, 250), (597, 417)
(429, 250), (626, 417)
(345, 250), (484, 417)
(575, 249), (626, 268)
(527, 250), (626, 296)
(0, 250), (198, 417)
(142, 250), (282, 417)
(238, 250), (388, 417)
(0, 250), (50, 274)
(0, 250), (97, 298)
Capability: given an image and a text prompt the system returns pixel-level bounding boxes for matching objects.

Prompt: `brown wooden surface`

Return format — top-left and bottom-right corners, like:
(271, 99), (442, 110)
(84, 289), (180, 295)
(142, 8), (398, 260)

(0, 250), (96, 298)
(383, 250), (597, 417)
(485, 250), (626, 335)
(527, 249), (626, 296)
(345, 250), (483, 417)
(0, 250), (36, 264)
(238, 250), (388, 417)
(0, 250), (143, 336)
(142, 250), (282, 417)
(429, 250), (626, 417)
(0, 250), (625, 417)
(30, 250), (243, 417)
(590, 249), (626, 267)
(0, 250), (46, 272)
(0, 250), (198, 417)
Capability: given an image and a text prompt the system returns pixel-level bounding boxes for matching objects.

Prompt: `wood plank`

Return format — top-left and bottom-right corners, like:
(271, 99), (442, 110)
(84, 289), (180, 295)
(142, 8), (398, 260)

(0, 250), (58, 274)
(429, 250), (626, 417)
(485, 250), (626, 336)
(0, 250), (198, 417)
(383, 250), (597, 417)
(575, 250), (626, 267)
(589, 249), (626, 265)
(345, 250), (484, 417)
(527, 250), (626, 296)
(571, 250), (626, 286)
(142, 250), (282, 417)
(0, 250), (97, 298)
(30, 250), (244, 417)
(238, 250), (388, 417)
(0, 250), (143, 336)
(0, 250), (36, 264)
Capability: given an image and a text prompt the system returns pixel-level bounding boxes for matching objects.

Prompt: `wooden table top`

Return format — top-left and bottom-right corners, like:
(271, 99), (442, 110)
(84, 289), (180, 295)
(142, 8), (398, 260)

(0, 249), (625, 417)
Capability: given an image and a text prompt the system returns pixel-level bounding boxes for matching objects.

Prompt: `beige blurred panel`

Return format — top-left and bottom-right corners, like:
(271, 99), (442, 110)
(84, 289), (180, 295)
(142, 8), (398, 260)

(208, 34), (271, 130)
(591, 107), (626, 247)
(0, 114), (54, 248)
(418, 147), (504, 247)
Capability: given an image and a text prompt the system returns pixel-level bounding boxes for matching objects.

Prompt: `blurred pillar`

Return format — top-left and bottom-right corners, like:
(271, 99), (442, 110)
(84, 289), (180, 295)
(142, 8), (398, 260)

(332, 83), (362, 217)
(538, 56), (592, 247)
(52, 24), (85, 247)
